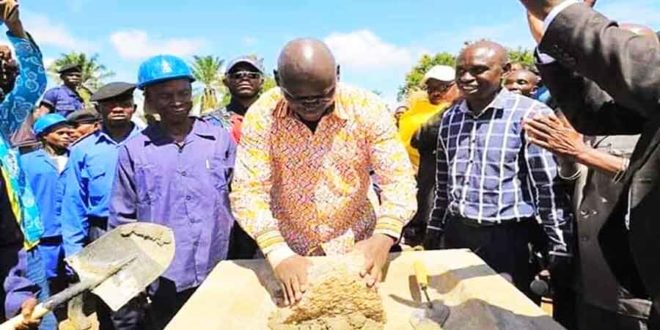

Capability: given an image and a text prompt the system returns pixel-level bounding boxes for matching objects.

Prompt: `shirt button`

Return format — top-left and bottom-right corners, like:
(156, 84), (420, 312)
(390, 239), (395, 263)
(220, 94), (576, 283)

(181, 171), (187, 176)
(580, 235), (590, 242)
(579, 209), (589, 216)
(186, 196), (192, 201)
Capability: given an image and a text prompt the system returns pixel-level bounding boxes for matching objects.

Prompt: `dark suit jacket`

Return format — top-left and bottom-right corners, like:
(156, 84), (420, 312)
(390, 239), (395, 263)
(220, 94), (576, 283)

(539, 3), (660, 313)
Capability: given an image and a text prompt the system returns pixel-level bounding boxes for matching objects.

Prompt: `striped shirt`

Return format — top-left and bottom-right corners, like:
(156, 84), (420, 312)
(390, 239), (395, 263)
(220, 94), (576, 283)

(430, 89), (572, 255)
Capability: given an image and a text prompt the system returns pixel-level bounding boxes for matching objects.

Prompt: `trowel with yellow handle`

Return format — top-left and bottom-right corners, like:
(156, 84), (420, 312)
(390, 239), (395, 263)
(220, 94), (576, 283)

(1, 223), (175, 330)
(410, 260), (450, 329)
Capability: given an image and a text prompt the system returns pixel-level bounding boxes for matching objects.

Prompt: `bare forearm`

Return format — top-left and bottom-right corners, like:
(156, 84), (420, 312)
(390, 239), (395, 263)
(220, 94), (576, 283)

(575, 146), (626, 176)
(33, 106), (50, 119)
(5, 18), (26, 39)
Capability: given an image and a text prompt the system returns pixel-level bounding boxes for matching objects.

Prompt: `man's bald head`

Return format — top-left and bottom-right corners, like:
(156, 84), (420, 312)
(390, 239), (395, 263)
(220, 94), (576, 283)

(456, 40), (510, 111)
(277, 38), (337, 88)
(276, 38), (339, 122)
(459, 40), (508, 69)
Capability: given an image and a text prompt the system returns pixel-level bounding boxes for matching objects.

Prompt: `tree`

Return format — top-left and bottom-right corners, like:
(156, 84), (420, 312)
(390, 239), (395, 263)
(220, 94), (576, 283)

(191, 55), (225, 113)
(49, 52), (115, 100)
(399, 47), (536, 102)
(507, 48), (535, 70)
(398, 52), (456, 101)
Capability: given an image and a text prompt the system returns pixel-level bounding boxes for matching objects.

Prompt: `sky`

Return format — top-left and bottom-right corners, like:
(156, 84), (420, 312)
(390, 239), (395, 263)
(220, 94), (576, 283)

(4, 0), (660, 106)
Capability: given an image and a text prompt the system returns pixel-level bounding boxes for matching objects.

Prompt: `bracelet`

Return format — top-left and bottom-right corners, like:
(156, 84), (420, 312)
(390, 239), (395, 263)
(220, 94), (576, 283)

(612, 158), (630, 183)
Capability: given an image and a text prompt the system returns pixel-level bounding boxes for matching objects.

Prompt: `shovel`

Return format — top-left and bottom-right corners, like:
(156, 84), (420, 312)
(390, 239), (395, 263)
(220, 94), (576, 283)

(1, 223), (175, 330)
(409, 260), (450, 329)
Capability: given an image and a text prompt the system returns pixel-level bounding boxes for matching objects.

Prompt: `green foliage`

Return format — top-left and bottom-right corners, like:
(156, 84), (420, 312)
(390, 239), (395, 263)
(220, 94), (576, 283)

(507, 48), (535, 70)
(398, 47), (536, 102)
(191, 55), (225, 112)
(49, 52), (115, 100)
(398, 52), (456, 101)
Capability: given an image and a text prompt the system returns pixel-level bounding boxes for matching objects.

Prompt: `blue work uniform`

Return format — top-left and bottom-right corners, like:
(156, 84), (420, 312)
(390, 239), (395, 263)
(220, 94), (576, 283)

(40, 85), (84, 117)
(20, 149), (67, 280)
(60, 125), (141, 258)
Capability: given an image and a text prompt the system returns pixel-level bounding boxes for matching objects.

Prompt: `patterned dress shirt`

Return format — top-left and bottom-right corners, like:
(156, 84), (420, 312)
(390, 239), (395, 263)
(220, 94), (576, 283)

(230, 84), (417, 256)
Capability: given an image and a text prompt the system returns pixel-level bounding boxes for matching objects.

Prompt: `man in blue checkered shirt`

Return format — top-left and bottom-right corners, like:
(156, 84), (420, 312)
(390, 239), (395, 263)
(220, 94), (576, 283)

(424, 40), (574, 299)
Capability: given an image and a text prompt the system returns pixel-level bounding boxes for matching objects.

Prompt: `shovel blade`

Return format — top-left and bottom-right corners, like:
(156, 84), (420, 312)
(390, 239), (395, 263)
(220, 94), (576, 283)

(410, 300), (451, 329)
(66, 223), (175, 311)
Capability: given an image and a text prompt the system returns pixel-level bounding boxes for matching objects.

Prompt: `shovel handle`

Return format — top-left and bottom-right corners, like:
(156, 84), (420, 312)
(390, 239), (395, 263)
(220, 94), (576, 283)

(0, 280), (91, 330)
(413, 260), (429, 288)
(0, 304), (50, 330)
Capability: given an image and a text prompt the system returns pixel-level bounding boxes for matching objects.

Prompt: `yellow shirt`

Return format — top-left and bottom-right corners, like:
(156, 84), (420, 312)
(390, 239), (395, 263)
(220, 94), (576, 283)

(230, 84), (417, 256)
(398, 91), (449, 169)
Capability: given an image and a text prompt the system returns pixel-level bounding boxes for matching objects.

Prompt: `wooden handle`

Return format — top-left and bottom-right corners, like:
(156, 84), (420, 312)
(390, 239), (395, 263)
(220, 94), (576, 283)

(413, 260), (429, 288)
(0, 304), (50, 330)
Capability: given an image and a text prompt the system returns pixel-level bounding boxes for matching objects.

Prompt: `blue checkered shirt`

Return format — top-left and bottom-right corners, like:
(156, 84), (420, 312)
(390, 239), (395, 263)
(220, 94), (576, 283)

(430, 89), (572, 255)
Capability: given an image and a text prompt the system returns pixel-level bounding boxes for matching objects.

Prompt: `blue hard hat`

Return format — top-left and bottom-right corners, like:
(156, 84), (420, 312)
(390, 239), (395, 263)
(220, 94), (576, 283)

(33, 114), (69, 136)
(137, 55), (195, 90)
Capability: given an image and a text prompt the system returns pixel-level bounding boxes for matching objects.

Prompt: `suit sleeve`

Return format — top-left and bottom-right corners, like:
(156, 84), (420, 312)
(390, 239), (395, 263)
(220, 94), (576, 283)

(537, 61), (644, 135)
(539, 4), (660, 119)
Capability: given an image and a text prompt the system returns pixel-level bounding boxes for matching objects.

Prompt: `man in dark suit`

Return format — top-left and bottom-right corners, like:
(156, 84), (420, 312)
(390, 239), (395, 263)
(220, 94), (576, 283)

(520, 0), (660, 326)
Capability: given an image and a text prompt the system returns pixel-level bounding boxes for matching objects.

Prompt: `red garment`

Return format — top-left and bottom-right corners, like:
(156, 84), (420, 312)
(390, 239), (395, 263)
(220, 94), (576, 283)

(229, 112), (243, 143)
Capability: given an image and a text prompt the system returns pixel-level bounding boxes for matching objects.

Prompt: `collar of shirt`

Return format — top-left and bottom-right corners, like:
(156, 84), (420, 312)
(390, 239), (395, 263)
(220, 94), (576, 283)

(143, 118), (217, 146)
(61, 84), (83, 101)
(458, 88), (510, 118)
(226, 98), (249, 116)
(272, 87), (350, 122)
(32, 148), (68, 169)
(94, 123), (140, 145)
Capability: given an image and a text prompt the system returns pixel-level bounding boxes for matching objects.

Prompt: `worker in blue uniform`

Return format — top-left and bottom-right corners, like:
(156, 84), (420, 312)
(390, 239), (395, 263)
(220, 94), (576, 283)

(20, 114), (72, 322)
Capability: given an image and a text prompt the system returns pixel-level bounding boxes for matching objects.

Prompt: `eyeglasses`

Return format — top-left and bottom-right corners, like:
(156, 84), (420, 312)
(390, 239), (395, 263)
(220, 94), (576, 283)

(280, 85), (336, 104)
(228, 71), (261, 80)
(423, 81), (455, 93)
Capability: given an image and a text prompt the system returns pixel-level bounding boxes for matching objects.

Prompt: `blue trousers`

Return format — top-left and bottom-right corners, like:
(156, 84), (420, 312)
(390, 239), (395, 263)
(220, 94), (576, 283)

(26, 247), (57, 330)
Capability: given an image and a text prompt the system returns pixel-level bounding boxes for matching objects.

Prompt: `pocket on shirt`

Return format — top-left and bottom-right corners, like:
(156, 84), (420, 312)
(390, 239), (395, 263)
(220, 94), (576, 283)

(87, 164), (106, 180)
(209, 150), (231, 192)
(135, 165), (163, 203)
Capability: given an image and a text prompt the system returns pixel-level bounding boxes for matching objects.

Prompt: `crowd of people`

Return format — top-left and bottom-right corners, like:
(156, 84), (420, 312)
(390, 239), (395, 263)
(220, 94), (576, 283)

(1, 0), (660, 329)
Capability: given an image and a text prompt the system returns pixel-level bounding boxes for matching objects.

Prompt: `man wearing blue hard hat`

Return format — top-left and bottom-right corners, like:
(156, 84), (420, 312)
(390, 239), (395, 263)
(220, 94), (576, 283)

(109, 54), (236, 329)
(20, 114), (72, 322)
(59, 81), (142, 330)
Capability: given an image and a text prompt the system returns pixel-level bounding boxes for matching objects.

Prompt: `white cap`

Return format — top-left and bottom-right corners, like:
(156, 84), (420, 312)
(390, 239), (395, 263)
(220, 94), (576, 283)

(422, 65), (455, 84)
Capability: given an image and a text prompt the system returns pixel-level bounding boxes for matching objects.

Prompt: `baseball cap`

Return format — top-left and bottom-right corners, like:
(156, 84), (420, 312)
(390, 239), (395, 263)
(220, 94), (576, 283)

(225, 56), (264, 74)
(422, 65), (455, 84)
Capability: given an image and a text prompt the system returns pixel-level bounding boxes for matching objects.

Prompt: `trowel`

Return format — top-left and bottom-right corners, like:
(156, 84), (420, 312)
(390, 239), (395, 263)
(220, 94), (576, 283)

(1, 223), (175, 329)
(409, 260), (450, 329)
